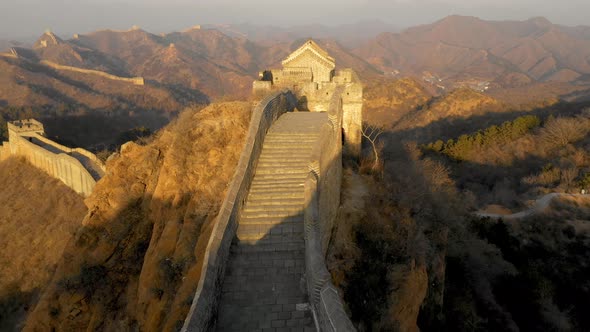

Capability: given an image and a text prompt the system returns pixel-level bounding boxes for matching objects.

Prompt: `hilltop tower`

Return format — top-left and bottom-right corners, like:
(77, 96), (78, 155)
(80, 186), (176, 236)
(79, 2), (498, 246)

(253, 40), (363, 157)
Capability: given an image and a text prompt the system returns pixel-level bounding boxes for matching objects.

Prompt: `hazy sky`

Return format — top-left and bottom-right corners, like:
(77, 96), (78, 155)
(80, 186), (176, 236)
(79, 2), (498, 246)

(0, 0), (589, 39)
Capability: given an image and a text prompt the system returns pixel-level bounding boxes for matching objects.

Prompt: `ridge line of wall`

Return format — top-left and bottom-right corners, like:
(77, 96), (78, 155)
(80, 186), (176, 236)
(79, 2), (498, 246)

(182, 90), (298, 331)
(40, 60), (144, 85)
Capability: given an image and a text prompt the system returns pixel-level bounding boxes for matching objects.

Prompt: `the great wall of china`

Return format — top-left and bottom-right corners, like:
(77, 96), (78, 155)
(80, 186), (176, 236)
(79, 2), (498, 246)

(0, 38), (361, 330)
(0, 119), (105, 197)
(39, 60), (145, 85)
(0, 48), (144, 86)
(183, 40), (360, 331)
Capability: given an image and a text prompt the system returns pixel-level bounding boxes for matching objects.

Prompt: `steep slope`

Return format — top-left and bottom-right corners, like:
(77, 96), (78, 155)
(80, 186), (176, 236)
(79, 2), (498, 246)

(73, 28), (260, 98)
(0, 54), (205, 149)
(395, 88), (503, 132)
(24, 102), (252, 332)
(363, 77), (432, 126)
(0, 157), (87, 332)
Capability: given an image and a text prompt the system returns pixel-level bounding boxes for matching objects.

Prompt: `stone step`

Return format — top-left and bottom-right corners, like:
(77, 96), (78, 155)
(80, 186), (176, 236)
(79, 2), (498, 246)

(257, 157), (311, 163)
(266, 132), (321, 136)
(255, 169), (309, 175)
(259, 150), (311, 156)
(256, 165), (308, 172)
(248, 188), (304, 196)
(249, 183), (305, 190)
(241, 210), (303, 219)
(250, 175), (307, 182)
(261, 145), (315, 150)
(264, 136), (319, 142)
(250, 179), (305, 192)
(225, 251), (305, 269)
(256, 160), (310, 167)
(239, 215), (303, 225)
(248, 190), (303, 198)
(237, 223), (304, 239)
(264, 139), (317, 147)
(246, 194), (304, 202)
(250, 178), (306, 185)
(261, 148), (315, 154)
(230, 242), (305, 254)
(244, 197), (304, 207)
(231, 239), (305, 253)
(255, 169), (307, 175)
(237, 232), (303, 243)
(259, 153), (310, 157)
(251, 177), (306, 184)
(263, 143), (316, 149)
(242, 203), (303, 213)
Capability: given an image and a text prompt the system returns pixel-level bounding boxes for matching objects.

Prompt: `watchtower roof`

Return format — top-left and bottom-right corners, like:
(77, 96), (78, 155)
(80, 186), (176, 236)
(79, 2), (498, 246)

(282, 40), (335, 69)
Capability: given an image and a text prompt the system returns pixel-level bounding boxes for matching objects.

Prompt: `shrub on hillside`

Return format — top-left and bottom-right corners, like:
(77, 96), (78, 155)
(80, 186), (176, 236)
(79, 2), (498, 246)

(424, 115), (541, 161)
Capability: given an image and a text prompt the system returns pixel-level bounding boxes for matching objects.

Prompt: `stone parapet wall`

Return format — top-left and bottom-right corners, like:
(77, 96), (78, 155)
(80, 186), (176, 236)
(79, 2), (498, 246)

(3, 119), (105, 196)
(303, 88), (355, 331)
(33, 133), (106, 174)
(8, 133), (97, 196)
(181, 90), (298, 332)
(301, 80), (363, 158)
(40, 60), (145, 85)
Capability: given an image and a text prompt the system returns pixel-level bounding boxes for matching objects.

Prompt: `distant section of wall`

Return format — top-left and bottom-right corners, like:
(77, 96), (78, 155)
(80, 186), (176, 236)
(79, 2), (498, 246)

(32, 134), (106, 177)
(40, 60), (145, 86)
(8, 133), (97, 196)
(2, 119), (105, 197)
(182, 90), (298, 332)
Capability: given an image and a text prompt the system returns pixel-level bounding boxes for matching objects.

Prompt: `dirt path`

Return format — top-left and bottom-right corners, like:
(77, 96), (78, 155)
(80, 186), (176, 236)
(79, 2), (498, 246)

(475, 193), (587, 220)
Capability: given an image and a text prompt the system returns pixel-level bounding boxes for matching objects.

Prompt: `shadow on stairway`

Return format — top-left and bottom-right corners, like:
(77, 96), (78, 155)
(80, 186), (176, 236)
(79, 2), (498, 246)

(215, 217), (316, 331)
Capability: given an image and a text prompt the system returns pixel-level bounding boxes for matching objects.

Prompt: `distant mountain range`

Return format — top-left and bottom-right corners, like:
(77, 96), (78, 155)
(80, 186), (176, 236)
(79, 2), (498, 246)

(354, 16), (590, 88)
(202, 20), (399, 47)
(1, 16), (590, 148)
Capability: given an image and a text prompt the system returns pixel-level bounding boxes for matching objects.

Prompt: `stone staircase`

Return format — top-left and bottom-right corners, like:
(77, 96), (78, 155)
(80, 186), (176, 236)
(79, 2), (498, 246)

(216, 112), (328, 331)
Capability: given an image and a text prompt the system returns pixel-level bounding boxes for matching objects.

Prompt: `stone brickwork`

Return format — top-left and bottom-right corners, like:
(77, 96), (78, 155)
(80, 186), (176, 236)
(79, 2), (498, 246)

(0, 119), (105, 196)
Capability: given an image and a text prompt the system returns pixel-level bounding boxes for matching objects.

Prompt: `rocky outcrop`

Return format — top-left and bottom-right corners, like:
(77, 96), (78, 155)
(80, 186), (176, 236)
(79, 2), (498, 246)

(23, 102), (252, 332)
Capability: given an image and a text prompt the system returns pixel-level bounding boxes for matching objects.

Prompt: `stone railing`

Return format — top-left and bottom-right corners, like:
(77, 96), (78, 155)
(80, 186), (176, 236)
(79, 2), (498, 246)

(181, 90), (298, 331)
(303, 88), (356, 331)
(40, 60), (145, 85)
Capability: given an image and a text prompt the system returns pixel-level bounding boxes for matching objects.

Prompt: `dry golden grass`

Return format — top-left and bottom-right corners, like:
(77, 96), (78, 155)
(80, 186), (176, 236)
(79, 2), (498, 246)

(0, 157), (86, 330)
(24, 101), (253, 332)
(0, 157), (86, 292)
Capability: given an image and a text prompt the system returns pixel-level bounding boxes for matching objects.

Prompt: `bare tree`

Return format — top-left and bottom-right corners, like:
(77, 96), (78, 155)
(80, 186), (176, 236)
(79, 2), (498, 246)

(362, 124), (385, 170)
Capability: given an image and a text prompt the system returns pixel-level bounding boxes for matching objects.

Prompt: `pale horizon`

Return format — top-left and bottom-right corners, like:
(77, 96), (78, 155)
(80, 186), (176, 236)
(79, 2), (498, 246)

(1, 0), (589, 40)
